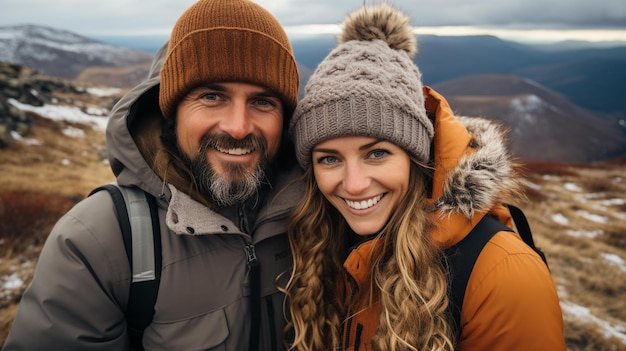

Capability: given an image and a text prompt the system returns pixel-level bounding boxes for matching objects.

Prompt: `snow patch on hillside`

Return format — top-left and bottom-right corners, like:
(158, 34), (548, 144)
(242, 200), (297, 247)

(8, 98), (109, 130)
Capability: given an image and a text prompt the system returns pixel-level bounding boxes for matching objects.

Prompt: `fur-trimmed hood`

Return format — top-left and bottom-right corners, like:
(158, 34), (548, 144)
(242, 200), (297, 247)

(423, 87), (525, 248)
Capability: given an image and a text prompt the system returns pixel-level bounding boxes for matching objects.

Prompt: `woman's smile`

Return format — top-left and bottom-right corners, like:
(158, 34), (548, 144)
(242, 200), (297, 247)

(312, 136), (410, 236)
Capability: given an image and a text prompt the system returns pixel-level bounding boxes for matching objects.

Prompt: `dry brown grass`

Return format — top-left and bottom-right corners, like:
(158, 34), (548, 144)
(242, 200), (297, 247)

(0, 113), (114, 197)
(0, 99), (117, 343)
(76, 62), (152, 88)
(0, 112), (625, 349)
(521, 161), (626, 350)
(0, 190), (76, 344)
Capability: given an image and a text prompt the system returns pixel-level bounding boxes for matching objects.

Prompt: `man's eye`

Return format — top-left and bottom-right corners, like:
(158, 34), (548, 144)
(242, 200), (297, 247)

(201, 93), (220, 101)
(254, 98), (276, 108)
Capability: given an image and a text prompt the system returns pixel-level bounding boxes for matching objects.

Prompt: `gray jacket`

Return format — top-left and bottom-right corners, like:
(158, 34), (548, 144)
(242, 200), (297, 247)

(3, 43), (301, 351)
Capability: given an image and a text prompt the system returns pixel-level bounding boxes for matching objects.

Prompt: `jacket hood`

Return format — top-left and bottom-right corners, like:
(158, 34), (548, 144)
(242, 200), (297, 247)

(106, 42), (169, 199)
(423, 87), (525, 248)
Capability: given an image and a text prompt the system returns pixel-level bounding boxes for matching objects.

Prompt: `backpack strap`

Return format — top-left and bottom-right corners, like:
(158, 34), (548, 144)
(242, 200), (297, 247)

(89, 183), (161, 351)
(506, 204), (548, 267)
(445, 205), (549, 339)
(444, 215), (512, 338)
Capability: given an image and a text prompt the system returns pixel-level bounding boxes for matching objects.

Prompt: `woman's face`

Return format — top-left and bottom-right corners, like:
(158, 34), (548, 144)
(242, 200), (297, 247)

(312, 136), (411, 236)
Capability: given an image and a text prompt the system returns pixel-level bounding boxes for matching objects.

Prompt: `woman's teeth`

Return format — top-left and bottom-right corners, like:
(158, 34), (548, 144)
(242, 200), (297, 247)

(345, 194), (383, 210)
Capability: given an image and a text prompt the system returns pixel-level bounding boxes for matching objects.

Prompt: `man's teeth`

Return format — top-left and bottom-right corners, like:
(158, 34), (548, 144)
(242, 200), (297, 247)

(345, 194), (383, 210)
(216, 147), (253, 155)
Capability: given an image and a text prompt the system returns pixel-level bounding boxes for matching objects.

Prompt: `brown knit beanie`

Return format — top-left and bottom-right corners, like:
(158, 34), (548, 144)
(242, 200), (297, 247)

(289, 3), (433, 169)
(159, 0), (299, 120)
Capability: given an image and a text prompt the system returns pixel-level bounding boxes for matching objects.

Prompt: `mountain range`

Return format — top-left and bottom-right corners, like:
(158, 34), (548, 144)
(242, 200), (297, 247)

(1, 24), (625, 163)
(291, 33), (626, 118)
(0, 25), (153, 87)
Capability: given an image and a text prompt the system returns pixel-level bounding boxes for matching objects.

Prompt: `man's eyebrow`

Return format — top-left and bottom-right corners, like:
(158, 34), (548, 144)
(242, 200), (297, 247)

(253, 89), (280, 99)
(195, 84), (279, 98)
(198, 83), (226, 91)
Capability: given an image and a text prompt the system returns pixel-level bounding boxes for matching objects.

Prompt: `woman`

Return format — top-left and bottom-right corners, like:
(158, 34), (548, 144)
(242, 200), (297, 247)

(283, 3), (565, 351)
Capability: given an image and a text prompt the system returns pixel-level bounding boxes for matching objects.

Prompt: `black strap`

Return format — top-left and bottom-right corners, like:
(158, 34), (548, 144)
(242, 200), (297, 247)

(507, 204), (548, 267)
(90, 184), (132, 260)
(444, 215), (512, 337)
(89, 184), (161, 351)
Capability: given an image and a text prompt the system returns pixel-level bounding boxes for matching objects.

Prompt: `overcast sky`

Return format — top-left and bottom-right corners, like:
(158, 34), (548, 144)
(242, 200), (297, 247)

(1, 0), (625, 43)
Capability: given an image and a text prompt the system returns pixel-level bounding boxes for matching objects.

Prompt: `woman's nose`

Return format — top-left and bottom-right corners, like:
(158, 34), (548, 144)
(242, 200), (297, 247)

(342, 162), (370, 195)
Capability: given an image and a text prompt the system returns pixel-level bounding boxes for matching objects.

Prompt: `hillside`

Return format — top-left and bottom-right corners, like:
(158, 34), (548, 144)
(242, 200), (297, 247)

(0, 24), (152, 88)
(432, 74), (626, 163)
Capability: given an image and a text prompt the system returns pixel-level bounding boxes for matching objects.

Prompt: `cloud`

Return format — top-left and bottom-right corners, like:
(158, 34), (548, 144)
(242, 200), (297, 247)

(1, 0), (624, 39)
(257, 0), (626, 28)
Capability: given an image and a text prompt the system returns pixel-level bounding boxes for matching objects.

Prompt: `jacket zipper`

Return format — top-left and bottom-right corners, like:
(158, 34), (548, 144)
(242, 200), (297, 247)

(354, 323), (364, 351)
(343, 316), (353, 350)
(240, 200), (288, 350)
(342, 271), (359, 350)
(245, 244), (260, 351)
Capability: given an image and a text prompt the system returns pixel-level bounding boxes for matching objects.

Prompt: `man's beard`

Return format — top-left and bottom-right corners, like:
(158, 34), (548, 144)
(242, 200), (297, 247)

(188, 133), (271, 207)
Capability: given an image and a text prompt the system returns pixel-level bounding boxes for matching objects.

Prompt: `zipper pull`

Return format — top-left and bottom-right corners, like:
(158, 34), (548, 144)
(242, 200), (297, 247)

(244, 244), (258, 267)
(244, 244), (260, 284)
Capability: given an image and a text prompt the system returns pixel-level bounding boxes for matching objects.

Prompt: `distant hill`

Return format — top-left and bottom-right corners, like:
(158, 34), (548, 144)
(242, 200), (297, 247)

(290, 33), (626, 119)
(432, 74), (626, 163)
(0, 24), (153, 88)
(515, 55), (626, 114)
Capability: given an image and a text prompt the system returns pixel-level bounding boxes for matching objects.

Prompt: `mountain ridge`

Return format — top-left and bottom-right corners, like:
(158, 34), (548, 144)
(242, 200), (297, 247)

(432, 74), (626, 162)
(1, 24), (625, 163)
(0, 24), (153, 86)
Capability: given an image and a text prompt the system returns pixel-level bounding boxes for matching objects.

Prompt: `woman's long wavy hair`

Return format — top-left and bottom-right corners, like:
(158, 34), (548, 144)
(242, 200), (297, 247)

(282, 158), (455, 351)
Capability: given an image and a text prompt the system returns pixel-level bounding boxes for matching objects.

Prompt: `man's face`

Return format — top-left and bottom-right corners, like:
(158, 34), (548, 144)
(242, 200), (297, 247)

(175, 82), (284, 205)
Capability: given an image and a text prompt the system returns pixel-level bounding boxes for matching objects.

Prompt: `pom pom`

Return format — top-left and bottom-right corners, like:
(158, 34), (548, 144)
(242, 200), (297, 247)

(338, 3), (417, 58)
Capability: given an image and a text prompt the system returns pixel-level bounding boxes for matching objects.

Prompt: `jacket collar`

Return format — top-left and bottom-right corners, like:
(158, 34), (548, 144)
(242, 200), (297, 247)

(423, 87), (524, 247)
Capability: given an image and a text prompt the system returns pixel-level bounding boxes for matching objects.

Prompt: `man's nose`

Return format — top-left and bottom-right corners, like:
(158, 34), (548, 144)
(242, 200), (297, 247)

(220, 102), (253, 140)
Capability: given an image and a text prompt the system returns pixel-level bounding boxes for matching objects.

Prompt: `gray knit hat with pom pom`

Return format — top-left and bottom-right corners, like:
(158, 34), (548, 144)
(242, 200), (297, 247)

(289, 3), (433, 168)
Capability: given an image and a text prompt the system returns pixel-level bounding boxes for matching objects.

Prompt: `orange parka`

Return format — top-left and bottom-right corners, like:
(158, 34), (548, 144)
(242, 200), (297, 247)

(340, 87), (566, 351)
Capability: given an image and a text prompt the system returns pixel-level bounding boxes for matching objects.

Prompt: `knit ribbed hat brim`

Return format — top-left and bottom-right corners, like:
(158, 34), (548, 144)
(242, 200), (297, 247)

(159, 0), (299, 119)
(291, 92), (433, 168)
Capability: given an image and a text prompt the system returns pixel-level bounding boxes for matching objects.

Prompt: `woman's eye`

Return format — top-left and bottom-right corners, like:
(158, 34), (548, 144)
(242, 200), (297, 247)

(369, 149), (388, 159)
(317, 156), (338, 165)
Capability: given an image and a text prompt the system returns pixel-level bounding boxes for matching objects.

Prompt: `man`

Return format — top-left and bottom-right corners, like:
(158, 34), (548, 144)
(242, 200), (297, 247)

(3, 0), (300, 350)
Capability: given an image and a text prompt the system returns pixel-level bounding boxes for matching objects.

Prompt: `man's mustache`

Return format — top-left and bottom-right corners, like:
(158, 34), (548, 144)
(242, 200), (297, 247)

(198, 133), (267, 155)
